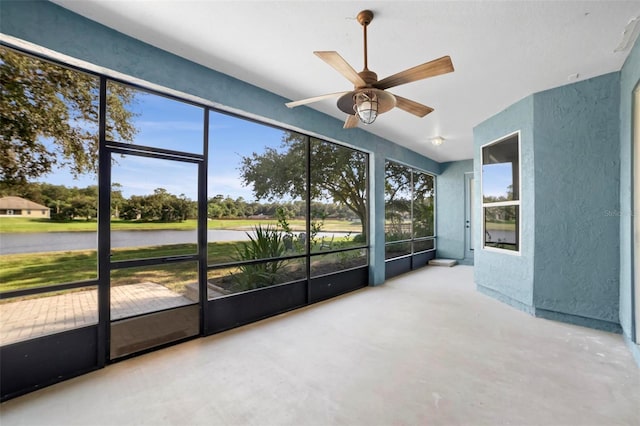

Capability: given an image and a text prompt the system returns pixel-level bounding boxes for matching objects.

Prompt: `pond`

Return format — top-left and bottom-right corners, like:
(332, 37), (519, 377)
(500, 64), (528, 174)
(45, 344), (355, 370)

(0, 230), (349, 255)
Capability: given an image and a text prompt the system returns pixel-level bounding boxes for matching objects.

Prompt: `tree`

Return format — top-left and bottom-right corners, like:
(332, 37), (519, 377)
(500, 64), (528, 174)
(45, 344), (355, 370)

(384, 162), (412, 239)
(412, 173), (435, 237)
(0, 47), (137, 184)
(240, 134), (368, 234)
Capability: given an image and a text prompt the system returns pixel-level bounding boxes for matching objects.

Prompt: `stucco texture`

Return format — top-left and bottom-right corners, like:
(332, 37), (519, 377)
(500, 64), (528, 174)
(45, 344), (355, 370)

(436, 160), (473, 260)
(533, 72), (621, 325)
(619, 35), (640, 344)
(474, 72), (624, 330)
(473, 96), (535, 308)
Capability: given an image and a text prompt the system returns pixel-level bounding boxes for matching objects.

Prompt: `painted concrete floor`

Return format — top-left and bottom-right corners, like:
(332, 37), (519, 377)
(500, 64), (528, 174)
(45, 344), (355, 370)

(1, 265), (639, 425)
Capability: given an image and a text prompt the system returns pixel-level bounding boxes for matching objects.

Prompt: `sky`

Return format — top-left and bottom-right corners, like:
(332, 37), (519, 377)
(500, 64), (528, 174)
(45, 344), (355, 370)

(482, 163), (513, 199)
(38, 91), (287, 201)
(37, 86), (512, 202)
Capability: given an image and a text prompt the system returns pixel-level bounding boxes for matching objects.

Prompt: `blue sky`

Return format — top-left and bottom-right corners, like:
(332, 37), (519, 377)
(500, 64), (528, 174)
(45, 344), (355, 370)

(40, 88), (513, 203)
(38, 91), (286, 201)
(482, 163), (513, 198)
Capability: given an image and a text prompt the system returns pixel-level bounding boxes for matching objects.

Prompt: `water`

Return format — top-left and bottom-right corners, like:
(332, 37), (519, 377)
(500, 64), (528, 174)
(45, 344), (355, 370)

(0, 230), (348, 255)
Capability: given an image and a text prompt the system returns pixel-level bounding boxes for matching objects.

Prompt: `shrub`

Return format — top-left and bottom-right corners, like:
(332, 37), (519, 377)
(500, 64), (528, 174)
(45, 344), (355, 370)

(230, 225), (288, 291)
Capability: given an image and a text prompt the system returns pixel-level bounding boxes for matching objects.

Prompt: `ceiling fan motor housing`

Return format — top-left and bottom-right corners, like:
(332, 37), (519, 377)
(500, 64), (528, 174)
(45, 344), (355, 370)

(358, 70), (378, 86)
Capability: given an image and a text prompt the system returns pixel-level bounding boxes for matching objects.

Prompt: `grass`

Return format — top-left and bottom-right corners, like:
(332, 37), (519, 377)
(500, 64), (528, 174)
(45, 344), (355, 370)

(0, 250), (99, 292)
(0, 217), (363, 233)
(0, 235), (361, 292)
(0, 242), (240, 292)
(0, 214), (363, 293)
(485, 221), (516, 231)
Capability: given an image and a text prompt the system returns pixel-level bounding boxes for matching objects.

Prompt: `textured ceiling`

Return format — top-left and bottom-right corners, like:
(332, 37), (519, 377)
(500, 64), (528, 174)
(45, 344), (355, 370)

(53, 0), (640, 162)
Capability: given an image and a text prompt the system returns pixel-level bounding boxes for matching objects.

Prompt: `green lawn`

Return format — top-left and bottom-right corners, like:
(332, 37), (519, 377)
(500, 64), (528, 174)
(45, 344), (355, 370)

(0, 242), (240, 292)
(0, 217), (364, 293)
(0, 236), (362, 292)
(0, 217), (362, 233)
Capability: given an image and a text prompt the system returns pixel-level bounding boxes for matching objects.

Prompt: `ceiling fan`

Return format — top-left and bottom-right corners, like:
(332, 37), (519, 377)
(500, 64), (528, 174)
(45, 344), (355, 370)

(285, 10), (455, 129)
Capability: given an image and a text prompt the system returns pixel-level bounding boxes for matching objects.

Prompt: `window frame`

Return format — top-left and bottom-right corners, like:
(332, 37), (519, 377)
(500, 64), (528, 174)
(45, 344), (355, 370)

(383, 160), (437, 260)
(481, 131), (522, 255)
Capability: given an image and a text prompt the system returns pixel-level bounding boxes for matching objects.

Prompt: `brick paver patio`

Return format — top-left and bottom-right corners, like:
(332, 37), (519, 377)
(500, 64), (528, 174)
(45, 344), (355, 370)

(0, 282), (193, 346)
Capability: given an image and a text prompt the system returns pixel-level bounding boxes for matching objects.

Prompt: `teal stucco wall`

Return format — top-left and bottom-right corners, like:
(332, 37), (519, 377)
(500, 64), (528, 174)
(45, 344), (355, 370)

(436, 160), (473, 261)
(474, 71), (625, 332)
(473, 96), (536, 313)
(533, 73), (621, 331)
(619, 34), (640, 359)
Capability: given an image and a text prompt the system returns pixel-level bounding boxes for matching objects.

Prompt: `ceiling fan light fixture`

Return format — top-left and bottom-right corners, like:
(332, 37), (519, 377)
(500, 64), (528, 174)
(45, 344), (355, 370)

(353, 90), (379, 124)
(431, 136), (445, 146)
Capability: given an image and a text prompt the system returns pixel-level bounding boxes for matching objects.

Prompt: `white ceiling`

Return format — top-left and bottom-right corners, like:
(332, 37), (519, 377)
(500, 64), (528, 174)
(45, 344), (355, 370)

(53, 0), (640, 162)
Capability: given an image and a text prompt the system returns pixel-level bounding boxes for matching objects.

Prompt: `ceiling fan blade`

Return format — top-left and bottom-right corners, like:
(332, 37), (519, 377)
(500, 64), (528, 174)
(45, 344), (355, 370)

(374, 56), (454, 90)
(314, 51), (367, 87)
(394, 95), (434, 117)
(344, 115), (359, 128)
(286, 91), (350, 108)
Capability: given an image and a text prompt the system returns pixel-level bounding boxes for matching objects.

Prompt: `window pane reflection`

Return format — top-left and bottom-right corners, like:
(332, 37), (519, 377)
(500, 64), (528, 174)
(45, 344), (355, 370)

(413, 239), (435, 253)
(482, 136), (519, 202)
(484, 206), (519, 251)
(385, 241), (411, 260)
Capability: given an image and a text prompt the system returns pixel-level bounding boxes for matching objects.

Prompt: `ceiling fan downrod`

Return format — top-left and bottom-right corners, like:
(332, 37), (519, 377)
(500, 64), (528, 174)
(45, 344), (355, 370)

(357, 10), (373, 72)
(356, 9), (379, 87)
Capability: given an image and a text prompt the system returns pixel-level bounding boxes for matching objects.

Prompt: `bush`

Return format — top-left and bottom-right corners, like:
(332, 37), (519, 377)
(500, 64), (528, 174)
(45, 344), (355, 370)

(352, 233), (366, 244)
(230, 225), (289, 291)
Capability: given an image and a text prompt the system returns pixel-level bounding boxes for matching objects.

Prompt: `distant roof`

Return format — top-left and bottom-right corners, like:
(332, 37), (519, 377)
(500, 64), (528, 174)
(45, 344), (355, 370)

(0, 196), (49, 210)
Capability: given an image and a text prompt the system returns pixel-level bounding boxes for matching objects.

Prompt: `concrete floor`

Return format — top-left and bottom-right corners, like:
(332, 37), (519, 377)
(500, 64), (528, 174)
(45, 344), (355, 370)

(1, 265), (638, 425)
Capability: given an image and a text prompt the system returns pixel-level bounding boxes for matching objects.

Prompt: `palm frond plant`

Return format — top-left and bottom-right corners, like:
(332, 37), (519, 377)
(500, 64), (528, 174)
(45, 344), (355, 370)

(230, 225), (289, 291)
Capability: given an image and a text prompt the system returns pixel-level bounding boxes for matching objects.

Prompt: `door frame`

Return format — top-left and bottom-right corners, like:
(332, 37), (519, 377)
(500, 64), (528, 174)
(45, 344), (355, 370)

(97, 77), (207, 361)
(464, 172), (475, 263)
(633, 84), (639, 344)
(103, 146), (205, 361)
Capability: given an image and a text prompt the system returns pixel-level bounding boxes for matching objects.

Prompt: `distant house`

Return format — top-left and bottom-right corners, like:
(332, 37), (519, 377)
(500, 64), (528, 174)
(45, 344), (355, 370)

(0, 196), (50, 218)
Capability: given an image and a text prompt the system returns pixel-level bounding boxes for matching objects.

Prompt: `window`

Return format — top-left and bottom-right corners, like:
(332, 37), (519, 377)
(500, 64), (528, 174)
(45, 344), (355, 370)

(106, 81), (204, 154)
(384, 161), (435, 259)
(206, 112), (369, 298)
(482, 132), (520, 252)
(207, 111), (308, 296)
(0, 46), (99, 294)
(0, 46), (100, 345)
(309, 138), (368, 276)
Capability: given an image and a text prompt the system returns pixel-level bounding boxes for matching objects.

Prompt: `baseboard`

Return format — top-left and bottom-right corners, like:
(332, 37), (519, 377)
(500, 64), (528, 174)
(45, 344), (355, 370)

(623, 333), (640, 368)
(534, 309), (622, 334)
(458, 258), (474, 266)
(476, 284), (535, 315)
